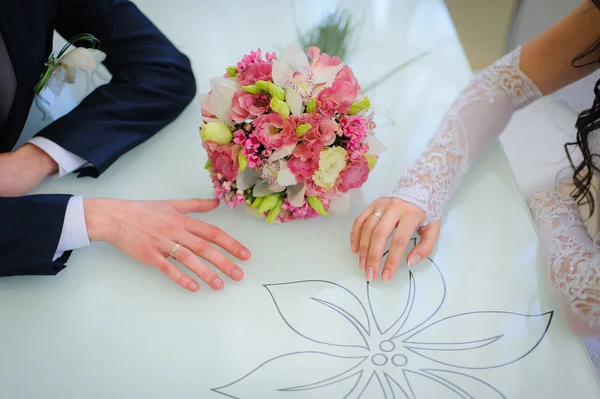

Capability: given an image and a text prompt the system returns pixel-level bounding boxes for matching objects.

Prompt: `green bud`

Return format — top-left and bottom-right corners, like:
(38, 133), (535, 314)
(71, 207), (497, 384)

(295, 123), (312, 137)
(307, 196), (328, 216)
(258, 193), (281, 214)
(306, 98), (316, 113)
(204, 159), (212, 170)
(364, 154), (377, 170)
(250, 197), (264, 209)
(242, 85), (263, 95)
(266, 202), (283, 223)
(256, 80), (285, 101)
(348, 96), (371, 115)
(238, 151), (248, 171)
(270, 97), (290, 120)
(226, 66), (238, 78)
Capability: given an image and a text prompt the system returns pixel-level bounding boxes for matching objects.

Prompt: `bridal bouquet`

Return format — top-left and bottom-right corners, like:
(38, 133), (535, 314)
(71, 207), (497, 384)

(199, 45), (385, 223)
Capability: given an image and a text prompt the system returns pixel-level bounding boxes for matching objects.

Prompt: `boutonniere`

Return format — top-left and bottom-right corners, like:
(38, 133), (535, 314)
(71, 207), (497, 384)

(34, 34), (106, 101)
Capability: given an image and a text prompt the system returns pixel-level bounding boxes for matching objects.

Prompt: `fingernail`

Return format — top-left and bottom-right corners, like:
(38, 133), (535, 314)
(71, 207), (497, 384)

(367, 267), (374, 281)
(232, 269), (244, 281)
(359, 258), (366, 271)
(189, 281), (199, 291)
(240, 249), (250, 259)
(213, 278), (224, 289)
(408, 255), (422, 267)
(382, 270), (390, 283)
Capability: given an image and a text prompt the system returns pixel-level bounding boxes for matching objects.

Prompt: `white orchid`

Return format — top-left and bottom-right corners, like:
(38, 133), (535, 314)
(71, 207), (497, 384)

(58, 47), (106, 84)
(272, 45), (343, 116)
(201, 77), (242, 123)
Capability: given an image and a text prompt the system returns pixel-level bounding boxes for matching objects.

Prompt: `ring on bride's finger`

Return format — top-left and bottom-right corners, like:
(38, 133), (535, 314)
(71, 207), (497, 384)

(169, 243), (183, 259)
(373, 211), (383, 219)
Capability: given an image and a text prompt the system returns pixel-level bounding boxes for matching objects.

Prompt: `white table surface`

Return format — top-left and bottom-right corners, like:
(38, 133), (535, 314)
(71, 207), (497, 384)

(1, 0), (599, 398)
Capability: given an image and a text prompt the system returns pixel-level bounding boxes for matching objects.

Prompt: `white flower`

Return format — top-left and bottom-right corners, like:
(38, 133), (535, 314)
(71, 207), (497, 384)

(206, 77), (242, 123)
(59, 47), (106, 84)
(313, 146), (347, 190)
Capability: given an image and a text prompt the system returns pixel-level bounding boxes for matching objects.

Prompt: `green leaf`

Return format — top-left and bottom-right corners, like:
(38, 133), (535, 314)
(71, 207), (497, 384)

(250, 197), (264, 209)
(270, 97), (291, 120)
(364, 154), (377, 170)
(296, 8), (355, 60)
(307, 196), (328, 216)
(348, 96), (371, 115)
(204, 159), (212, 170)
(242, 85), (263, 94)
(295, 123), (312, 137)
(306, 98), (317, 113)
(267, 201), (283, 223)
(258, 193), (281, 214)
(226, 66), (238, 77)
(238, 151), (248, 171)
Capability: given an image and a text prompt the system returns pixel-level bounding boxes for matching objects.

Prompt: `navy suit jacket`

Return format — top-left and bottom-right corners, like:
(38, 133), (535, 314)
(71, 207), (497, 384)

(0, 0), (196, 276)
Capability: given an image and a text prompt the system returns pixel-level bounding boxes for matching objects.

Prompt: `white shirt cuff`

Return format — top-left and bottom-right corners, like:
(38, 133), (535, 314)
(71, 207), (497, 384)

(53, 196), (91, 261)
(28, 137), (88, 177)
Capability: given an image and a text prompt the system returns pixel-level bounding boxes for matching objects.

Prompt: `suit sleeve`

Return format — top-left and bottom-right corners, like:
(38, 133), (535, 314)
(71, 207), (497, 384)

(37, 0), (197, 177)
(0, 195), (73, 276)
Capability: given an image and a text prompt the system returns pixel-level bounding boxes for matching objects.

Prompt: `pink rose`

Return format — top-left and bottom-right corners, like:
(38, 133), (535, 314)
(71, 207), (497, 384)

(336, 156), (370, 193)
(287, 143), (320, 181)
(229, 90), (271, 123)
(238, 62), (273, 86)
(252, 113), (297, 150)
(336, 65), (361, 94)
(316, 78), (359, 117)
(204, 141), (241, 182)
(305, 117), (339, 145)
(307, 46), (342, 68)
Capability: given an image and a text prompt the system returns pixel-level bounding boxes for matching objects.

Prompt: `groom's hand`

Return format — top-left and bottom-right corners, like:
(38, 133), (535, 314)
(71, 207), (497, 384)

(0, 144), (58, 197)
(84, 198), (251, 292)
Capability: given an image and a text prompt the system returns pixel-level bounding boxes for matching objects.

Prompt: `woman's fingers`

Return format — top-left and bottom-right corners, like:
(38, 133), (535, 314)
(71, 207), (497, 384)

(381, 213), (421, 282)
(152, 255), (200, 292)
(359, 212), (382, 274)
(351, 205), (373, 254)
(172, 246), (225, 291)
(181, 233), (244, 282)
(367, 207), (402, 282)
(405, 221), (441, 267)
(186, 218), (251, 261)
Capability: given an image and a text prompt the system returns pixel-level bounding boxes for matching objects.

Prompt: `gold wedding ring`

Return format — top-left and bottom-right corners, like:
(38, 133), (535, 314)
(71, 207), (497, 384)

(169, 243), (183, 259)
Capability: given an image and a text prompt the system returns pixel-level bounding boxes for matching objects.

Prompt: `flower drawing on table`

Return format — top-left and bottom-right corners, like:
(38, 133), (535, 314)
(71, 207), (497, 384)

(213, 240), (554, 398)
(199, 46), (386, 223)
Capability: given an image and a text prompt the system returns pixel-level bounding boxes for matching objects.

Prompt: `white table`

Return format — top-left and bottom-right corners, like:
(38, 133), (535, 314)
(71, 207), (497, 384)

(1, 1), (599, 398)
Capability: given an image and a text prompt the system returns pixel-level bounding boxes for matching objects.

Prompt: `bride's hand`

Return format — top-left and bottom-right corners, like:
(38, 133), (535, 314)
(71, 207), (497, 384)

(351, 198), (440, 283)
(84, 198), (251, 292)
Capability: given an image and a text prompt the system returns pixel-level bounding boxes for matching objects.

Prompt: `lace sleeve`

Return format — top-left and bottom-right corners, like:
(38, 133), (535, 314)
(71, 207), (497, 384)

(530, 191), (600, 336)
(386, 46), (542, 225)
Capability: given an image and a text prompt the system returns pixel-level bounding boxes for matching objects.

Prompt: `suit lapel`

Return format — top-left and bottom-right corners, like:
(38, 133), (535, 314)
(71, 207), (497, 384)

(0, 1), (55, 152)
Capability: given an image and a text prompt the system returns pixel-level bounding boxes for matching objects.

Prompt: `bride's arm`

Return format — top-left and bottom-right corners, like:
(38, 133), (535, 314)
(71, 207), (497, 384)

(351, 0), (600, 283)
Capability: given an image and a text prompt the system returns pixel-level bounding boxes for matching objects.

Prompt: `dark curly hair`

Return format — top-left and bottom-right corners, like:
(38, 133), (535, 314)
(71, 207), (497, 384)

(564, 0), (600, 215)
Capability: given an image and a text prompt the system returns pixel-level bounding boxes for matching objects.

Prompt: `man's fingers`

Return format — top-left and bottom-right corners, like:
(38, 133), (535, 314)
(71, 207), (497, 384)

(406, 221), (441, 266)
(182, 233), (244, 282)
(166, 198), (220, 214)
(152, 256), (199, 292)
(185, 219), (251, 261)
(173, 246), (225, 291)
(381, 214), (421, 282)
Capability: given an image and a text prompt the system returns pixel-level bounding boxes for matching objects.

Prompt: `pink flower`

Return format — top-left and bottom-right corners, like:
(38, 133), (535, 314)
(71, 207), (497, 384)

(280, 198), (330, 221)
(237, 49), (276, 73)
(305, 117), (339, 145)
(336, 156), (370, 193)
(307, 46), (342, 68)
(204, 141), (241, 182)
(287, 142), (322, 182)
(229, 90), (271, 123)
(252, 113), (297, 150)
(315, 66), (361, 117)
(238, 62), (273, 86)
(336, 65), (361, 94)
(339, 115), (369, 158)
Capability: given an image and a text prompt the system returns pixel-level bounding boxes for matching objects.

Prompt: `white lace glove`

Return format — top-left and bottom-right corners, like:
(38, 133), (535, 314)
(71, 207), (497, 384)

(385, 46), (542, 225)
(530, 191), (600, 336)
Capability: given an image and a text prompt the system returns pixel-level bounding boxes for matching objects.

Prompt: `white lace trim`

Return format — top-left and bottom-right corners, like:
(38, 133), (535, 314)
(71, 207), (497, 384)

(530, 191), (600, 328)
(385, 46), (542, 226)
